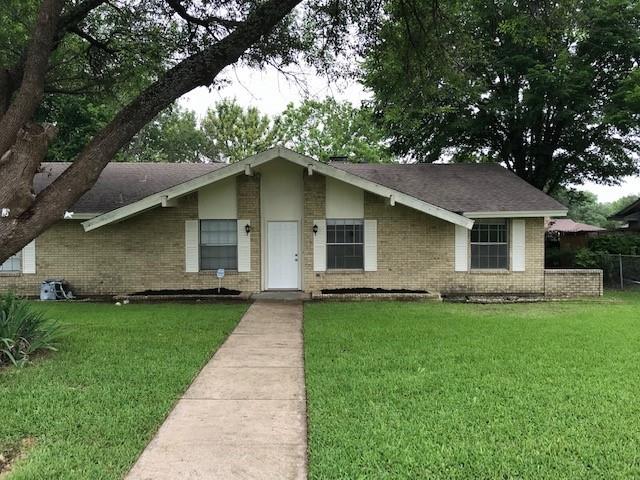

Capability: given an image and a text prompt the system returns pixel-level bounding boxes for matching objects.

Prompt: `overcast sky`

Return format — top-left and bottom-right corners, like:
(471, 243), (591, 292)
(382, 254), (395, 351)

(181, 64), (640, 204)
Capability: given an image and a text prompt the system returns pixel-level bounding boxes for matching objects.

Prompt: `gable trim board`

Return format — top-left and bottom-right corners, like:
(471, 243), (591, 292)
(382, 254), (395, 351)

(82, 147), (475, 232)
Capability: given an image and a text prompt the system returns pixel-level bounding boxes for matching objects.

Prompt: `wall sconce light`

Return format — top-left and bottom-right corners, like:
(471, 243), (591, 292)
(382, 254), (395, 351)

(313, 224), (318, 235)
(245, 224), (251, 235)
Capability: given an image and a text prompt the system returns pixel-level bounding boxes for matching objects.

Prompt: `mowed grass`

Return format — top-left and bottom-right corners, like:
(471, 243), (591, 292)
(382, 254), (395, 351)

(305, 293), (640, 479)
(0, 302), (246, 480)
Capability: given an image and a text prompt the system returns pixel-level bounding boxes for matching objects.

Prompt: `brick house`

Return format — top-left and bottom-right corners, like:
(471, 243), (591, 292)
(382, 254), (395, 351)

(0, 147), (603, 297)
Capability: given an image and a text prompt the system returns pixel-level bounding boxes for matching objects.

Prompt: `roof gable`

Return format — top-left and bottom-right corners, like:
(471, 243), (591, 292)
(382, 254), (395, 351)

(68, 147), (566, 232)
(610, 198), (640, 220)
(81, 147), (475, 231)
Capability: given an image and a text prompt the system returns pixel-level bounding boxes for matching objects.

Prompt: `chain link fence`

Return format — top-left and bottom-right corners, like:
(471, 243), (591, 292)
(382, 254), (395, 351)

(596, 254), (640, 289)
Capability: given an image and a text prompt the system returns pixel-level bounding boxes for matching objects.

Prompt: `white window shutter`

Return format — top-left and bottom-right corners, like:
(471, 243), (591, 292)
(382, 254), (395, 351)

(454, 225), (469, 272)
(364, 219), (377, 272)
(511, 219), (526, 272)
(313, 219), (326, 272)
(185, 220), (199, 273)
(22, 240), (36, 274)
(237, 220), (251, 272)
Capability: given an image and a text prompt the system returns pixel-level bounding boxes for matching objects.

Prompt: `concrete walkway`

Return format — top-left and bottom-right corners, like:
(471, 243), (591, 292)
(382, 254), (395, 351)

(126, 301), (307, 480)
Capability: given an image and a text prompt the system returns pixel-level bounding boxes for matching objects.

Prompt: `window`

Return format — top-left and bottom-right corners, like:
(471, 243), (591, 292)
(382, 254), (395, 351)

(326, 219), (364, 269)
(470, 220), (509, 269)
(0, 252), (21, 272)
(200, 220), (237, 270)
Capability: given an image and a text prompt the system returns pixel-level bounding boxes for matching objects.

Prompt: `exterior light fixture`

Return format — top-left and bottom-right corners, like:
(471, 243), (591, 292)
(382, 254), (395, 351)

(313, 224), (318, 235)
(245, 224), (251, 235)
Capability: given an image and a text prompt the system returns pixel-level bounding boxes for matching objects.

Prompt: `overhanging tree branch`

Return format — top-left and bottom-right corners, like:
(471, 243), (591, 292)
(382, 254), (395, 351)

(0, 0), (303, 263)
(0, 0), (65, 158)
(166, 0), (243, 30)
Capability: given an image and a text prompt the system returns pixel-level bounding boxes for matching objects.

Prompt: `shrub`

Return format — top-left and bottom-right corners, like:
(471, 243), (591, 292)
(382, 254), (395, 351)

(574, 248), (602, 268)
(0, 293), (62, 367)
(588, 234), (640, 255)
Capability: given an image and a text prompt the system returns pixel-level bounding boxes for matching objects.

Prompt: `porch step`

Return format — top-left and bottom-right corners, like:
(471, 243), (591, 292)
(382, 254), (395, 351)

(251, 291), (311, 302)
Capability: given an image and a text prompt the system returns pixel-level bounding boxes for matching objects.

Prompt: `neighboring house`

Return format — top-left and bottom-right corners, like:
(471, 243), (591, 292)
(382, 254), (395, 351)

(546, 218), (606, 249)
(0, 147), (603, 297)
(610, 199), (640, 231)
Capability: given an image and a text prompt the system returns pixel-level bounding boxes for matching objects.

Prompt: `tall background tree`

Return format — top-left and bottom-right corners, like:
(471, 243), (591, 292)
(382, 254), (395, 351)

(122, 106), (205, 163)
(274, 98), (392, 162)
(0, 0), (388, 264)
(196, 97), (392, 163)
(201, 99), (278, 162)
(554, 189), (638, 228)
(364, 0), (640, 193)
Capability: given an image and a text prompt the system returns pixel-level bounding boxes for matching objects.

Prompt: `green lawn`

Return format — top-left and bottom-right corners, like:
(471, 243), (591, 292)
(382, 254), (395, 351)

(0, 302), (246, 480)
(305, 293), (640, 479)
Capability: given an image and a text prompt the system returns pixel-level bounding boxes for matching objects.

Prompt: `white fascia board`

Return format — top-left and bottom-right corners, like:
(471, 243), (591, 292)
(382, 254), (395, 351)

(83, 146), (474, 231)
(66, 213), (100, 220)
(463, 210), (568, 218)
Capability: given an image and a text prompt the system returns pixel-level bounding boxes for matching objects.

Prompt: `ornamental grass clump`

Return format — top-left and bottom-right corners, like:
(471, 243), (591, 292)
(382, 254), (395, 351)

(0, 293), (62, 367)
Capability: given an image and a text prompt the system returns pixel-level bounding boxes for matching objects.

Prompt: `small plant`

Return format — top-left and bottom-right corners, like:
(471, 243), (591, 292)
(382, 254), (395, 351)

(0, 293), (62, 367)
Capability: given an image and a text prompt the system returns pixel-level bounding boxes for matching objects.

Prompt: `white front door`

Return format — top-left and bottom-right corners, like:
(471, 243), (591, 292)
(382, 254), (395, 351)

(267, 221), (299, 289)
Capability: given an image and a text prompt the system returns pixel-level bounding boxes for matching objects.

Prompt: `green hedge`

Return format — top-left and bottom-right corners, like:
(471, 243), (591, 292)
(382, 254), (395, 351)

(587, 234), (640, 255)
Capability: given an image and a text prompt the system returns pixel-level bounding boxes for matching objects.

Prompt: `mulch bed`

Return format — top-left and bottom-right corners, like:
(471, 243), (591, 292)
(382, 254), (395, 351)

(130, 288), (242, 296)
(320, 288), (428, 294)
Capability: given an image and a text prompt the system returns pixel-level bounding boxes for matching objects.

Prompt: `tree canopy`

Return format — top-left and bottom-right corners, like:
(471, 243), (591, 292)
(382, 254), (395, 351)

(364, 0), (640, 193)
(201, 99), (278, 163)
(274, 98), (392, 162)
(122, 106), (205, 163)
(0, 0), (389, 263)
(165, 97), (392, 163)
(554, 189), (639, 228)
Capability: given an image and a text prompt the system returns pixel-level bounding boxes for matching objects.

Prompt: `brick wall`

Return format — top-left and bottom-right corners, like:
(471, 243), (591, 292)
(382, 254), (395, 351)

(0, 171), (584, 297)
(0, 176), (261, 296)
(544, 269), (603, 297)
(303, 175), (548, 295)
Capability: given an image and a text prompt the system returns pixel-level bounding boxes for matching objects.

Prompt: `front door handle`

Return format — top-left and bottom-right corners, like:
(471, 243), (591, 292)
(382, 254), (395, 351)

(294, 253), (299, 262)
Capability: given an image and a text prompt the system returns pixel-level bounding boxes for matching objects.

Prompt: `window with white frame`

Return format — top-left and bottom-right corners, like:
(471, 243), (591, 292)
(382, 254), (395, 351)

(326, 219), (364, 269)
(199, 220), (238, 270)
(470, 219), (509, 269)
(0, 252), (21, 272)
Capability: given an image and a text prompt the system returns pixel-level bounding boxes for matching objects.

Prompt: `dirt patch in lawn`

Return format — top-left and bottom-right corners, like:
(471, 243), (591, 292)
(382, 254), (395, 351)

(320, 287), (428, 294)
(0, 437), (36, 477)
(131, 288), (241, 296)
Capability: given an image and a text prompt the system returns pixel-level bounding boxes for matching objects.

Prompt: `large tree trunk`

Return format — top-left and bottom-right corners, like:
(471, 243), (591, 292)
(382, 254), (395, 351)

(0, 0), (303, 265)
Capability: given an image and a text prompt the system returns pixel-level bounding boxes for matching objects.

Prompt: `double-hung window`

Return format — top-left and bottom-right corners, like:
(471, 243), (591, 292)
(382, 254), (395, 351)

(0, 252), (21, 272)
(200, 220), (238, 270)
(326, 219), (364, 269)
(470, 219), (509, 269)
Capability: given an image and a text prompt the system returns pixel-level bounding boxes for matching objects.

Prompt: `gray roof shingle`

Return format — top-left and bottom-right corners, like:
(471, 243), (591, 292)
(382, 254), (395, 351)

(36, 162), (222, 213)
(36, 160), (565, 215)
(330, 162), (566, 213)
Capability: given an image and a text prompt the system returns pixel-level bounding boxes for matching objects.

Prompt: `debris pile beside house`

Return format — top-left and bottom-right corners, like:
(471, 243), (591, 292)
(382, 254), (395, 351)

(39, 279), (74, 300)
